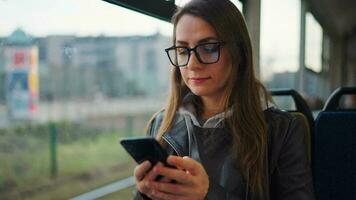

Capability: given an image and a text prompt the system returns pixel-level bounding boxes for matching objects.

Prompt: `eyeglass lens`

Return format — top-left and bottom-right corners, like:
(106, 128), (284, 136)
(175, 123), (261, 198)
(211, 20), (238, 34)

(167, 43), (220, 67)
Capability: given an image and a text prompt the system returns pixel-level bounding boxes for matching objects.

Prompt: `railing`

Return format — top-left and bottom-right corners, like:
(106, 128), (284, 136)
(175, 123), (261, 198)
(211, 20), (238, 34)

(70, 176), (135, 200)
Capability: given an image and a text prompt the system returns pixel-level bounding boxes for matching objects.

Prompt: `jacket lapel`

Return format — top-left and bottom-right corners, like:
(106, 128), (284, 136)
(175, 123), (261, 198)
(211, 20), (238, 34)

(162, 116), (190, 157)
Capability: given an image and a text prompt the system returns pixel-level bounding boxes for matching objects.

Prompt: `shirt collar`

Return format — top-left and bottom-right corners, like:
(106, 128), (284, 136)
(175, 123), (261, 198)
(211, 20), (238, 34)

(178, 93), (232, 128)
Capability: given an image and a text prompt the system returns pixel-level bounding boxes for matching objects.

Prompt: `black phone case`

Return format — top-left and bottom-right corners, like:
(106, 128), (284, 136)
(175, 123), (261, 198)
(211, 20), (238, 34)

(120, 137), (169, 165)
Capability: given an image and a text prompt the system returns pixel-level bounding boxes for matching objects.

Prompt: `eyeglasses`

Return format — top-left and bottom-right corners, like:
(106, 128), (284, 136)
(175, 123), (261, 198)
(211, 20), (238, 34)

(165, 42), (225, 67)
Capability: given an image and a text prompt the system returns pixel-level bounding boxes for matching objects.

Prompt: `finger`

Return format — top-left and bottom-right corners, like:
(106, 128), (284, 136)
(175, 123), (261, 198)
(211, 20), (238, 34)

(167, 156), (200, 175)
(145, 192), (163, 200)
(145, 162), (165, 181)
(137, 170), (161, 195)
(159, 176), (172, 183)
(144, 166), (157, 181)
(153, 164), (192, 185)
(164, 155), (182, 171)
(150, 189), (183, 200)
(134, 161), (151, 181)
(148, 181), (191, 196)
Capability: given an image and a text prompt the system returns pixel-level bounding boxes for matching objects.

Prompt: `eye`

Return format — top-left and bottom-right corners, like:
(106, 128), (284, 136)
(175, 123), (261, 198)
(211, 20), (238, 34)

(201, 43), (219, 53)
(176, 47), (189, 55)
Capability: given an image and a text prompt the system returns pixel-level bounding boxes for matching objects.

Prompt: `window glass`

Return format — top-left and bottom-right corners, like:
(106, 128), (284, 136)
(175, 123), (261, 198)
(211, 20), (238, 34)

(261, 0), (300, 87)
(0, 0), (172, 199)
(305, 12), (323, 73)
(261, 0), (300, 110)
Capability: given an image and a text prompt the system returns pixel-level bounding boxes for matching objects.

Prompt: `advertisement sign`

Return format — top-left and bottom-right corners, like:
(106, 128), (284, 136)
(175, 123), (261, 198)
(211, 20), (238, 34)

(4, 46), (39, 120)
(4, 47), (30, 71)
(29, 47), (39, 115)
(6, 71), (30, 119)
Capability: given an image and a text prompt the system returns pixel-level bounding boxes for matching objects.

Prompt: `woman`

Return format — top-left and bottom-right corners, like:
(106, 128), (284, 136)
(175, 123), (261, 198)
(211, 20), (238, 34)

(134, 0), (315, 199)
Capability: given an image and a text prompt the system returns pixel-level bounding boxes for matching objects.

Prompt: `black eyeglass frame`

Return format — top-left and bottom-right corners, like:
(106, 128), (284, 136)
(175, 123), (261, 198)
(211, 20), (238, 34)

(164, 42), (225, 67)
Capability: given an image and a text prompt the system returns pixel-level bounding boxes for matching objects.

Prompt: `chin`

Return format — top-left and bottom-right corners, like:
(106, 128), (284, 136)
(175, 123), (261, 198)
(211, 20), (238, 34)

(189, 88), (212, 97)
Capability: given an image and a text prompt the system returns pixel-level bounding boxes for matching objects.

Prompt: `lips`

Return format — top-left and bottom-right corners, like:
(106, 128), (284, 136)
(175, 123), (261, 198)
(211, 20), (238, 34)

(189, 77), (211, 84)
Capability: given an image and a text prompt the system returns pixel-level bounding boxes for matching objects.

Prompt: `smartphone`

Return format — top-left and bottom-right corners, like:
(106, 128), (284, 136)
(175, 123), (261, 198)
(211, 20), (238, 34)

(120, 137), (169, 166)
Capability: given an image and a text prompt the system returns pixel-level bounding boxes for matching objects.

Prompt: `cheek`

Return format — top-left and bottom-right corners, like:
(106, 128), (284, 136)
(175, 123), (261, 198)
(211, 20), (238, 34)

(216, 58), (233, 83)
(216, 67), (231, 85)
(179, 69), (188, 84)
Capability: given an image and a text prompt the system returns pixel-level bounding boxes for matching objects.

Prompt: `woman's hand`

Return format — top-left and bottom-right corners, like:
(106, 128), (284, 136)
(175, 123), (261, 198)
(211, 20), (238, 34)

(134, 160), (156, 194)
(144, 156), (209, 200)
(134, 161), (172, 194)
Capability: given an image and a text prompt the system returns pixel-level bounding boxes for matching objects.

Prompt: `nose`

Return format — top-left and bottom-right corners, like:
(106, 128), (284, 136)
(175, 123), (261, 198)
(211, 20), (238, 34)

(186, 51), (202, 70)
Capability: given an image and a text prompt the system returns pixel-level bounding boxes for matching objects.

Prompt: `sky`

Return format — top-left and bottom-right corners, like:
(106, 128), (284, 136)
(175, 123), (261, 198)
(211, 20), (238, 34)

(0, 0), (173, 37)
(0, 0), (322, 79)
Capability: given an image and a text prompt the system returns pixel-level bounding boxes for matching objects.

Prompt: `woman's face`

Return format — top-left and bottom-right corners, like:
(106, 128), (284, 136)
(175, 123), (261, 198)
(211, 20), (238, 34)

(176, 14), (232, 100)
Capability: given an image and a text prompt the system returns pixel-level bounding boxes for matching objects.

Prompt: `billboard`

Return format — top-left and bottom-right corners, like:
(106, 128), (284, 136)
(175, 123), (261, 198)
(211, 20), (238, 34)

(4, 46), (39, 120)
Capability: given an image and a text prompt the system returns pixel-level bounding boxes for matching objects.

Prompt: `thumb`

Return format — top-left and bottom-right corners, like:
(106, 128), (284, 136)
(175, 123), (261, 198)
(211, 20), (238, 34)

(181, 156), (201, 175)
(167, 156), (201, 175)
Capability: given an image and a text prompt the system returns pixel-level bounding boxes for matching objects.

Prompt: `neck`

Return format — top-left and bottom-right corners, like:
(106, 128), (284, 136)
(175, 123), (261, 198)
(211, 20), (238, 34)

(200, 96), (225, 120)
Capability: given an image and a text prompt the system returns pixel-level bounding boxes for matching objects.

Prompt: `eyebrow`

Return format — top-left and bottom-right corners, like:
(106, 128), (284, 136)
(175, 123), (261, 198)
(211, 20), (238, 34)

(176, 37), (219, 45)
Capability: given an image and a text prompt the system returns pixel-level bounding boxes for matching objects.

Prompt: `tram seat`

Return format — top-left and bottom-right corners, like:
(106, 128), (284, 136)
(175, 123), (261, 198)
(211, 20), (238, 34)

(314, 86), (356, 200)
(270, 89), (314, 162)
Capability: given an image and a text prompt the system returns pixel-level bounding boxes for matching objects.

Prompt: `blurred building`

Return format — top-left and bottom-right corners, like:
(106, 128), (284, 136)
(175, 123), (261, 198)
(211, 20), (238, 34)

(1, 30), (171, 102)
(30, 32), (171, 100)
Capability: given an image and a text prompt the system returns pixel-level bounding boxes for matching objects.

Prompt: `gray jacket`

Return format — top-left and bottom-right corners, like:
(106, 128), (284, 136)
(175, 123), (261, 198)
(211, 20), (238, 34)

(135, 107), (315, 200)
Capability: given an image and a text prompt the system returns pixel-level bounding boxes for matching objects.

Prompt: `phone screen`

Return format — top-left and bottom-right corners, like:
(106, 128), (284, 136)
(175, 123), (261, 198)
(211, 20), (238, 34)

(120, 137), (169, 166)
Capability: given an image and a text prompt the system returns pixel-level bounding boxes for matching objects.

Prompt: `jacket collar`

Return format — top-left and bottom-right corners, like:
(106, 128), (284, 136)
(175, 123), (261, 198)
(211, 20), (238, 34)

(162, 115), (189, 156)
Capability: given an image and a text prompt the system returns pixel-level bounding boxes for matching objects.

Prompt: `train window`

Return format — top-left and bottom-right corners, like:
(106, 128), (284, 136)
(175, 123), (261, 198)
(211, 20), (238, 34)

(0, 0), (172, 199)
(260, 0), (300, 87)
(305, 12), (323, 73)
(1, 0), (354, 199)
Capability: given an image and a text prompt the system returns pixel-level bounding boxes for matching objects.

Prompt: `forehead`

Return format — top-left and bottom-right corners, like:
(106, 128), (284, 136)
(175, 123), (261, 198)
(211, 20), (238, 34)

(175, 14), (218, 43)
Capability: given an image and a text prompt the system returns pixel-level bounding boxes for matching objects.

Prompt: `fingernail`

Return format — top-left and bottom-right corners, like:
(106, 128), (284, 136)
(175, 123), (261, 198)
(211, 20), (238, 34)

(143, 160), (150, 167)
(168, 156), (175, 162)
(153, 166), (160, 172)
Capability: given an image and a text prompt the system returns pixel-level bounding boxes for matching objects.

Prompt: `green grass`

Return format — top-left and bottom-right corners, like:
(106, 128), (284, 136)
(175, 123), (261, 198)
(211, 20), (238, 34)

(0, 134), (50, 190)
(25, 162), (137, 200)
(57, 132), (130, 175)
(0, 128), (145, 200)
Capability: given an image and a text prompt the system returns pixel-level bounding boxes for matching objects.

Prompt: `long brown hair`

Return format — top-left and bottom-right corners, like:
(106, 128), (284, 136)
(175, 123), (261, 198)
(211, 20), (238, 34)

(152, 0), (270, 195)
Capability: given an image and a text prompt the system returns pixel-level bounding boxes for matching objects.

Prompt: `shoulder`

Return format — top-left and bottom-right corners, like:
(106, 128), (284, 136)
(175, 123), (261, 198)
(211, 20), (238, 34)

(265, 109), (314, 199)
(264, 107), (307, 138)
(264, 107), (294, 125)
(146, 109), (185, 137)
(146, 110), (165, 137)
(265, 107), (309, 170)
